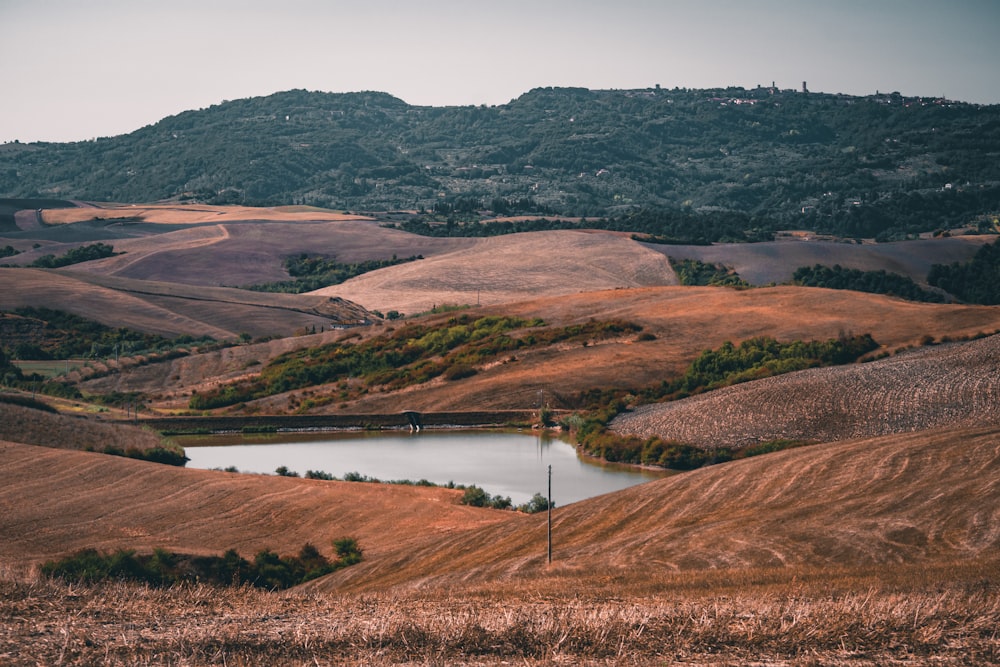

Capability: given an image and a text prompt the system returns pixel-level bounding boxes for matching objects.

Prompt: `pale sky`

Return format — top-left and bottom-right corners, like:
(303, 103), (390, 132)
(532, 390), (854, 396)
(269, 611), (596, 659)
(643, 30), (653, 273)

(2, 0), (998, 143)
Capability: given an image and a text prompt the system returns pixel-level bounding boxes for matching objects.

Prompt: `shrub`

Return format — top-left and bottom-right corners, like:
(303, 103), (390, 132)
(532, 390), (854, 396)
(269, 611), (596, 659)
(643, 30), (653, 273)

(41, 539), (363, 589)
(518, 493), (553, 514)
(460, 485), (513, 510)
(443, 363), (477, 381)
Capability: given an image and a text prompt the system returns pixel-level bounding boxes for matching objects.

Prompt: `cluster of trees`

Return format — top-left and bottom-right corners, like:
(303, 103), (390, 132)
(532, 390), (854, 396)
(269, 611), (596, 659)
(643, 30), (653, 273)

(41, 538), (362, 589)
(792, 264), (945, 302)
(29, 242), (118, 268)
(665, 334), (879, 397)
(3, 88), (998, 239)
(3, 307), (210, 360)
(928, 239), (1000, 304)
(460, 485), (553, 513)
(246, 465), (552, 514)
(248, 253), (423, 293)
(393, 207), (776, 244)
(0, 344), (81, 399)
(189, 315), (641, 410)
(670, 258), (750, 287)
(94, 444), (189, 467)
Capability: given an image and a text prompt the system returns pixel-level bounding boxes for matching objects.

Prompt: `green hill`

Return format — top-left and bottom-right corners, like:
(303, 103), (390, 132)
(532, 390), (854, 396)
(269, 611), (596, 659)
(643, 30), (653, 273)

(2, 87), (999, 240)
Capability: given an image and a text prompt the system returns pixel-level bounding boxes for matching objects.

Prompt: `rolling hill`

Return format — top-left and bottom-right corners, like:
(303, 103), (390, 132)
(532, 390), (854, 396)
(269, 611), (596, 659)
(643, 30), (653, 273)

(3, 200), (1000, 662)
(612, 331), (1000, 447)
(3, 87), (999, 244)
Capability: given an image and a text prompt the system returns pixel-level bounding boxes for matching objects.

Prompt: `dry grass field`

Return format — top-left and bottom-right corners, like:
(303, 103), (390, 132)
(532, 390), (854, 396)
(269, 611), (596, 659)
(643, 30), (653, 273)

(3, 203), (1000, 664)
(61, 284), (1000, 416)
(315, 229), (680, 314)
(653, 234), (991, 286)
(37, 202), (372, 225)
(0, 268), (374, 338)
(1, 422), (999, 664)
(613, 332), (1000, 447)
(0, 402), (166, 454)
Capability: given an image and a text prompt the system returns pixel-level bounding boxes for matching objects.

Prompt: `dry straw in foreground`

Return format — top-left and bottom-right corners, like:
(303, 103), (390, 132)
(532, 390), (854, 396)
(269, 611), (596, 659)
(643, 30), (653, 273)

(2, 559), (998, 666)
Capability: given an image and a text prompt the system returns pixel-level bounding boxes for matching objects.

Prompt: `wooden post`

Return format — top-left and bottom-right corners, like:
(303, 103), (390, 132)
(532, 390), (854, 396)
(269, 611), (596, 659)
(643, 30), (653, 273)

(547, 464), (552, 564)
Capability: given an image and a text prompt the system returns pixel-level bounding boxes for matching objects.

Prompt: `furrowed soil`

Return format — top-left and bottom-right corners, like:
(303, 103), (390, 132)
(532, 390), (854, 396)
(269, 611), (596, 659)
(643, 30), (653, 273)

(613, 332), (1000, 447)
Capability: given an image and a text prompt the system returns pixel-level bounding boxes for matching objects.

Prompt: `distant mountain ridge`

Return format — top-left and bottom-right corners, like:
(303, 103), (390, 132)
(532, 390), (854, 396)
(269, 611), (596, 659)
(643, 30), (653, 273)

(2, 87), (999, 239)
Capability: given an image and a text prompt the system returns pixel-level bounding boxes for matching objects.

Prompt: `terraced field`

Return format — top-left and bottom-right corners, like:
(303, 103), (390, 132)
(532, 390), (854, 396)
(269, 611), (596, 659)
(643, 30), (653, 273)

(613, 333), (1000, 448)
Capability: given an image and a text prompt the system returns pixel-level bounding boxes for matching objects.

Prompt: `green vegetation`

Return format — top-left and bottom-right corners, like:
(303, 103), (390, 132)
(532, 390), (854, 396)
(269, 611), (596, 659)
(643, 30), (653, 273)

(1, 307), (212, 360)
(928, 238), (1000, 304)
(460, 485), (513, 510)
(395, 208), (774, 245)
(670, 258), (750, 287)
(29, 242), (119, 268)
(266, 467), (548, 513)
(0, 345), (83, 399)
(92, 444), (188, 466)
(0, 392), (58, 413)
(570, 334), (878, 467)
(248, 253), (423, 293)
(792, 264), (946, 302)
(3, 88), (998, 240)
(189, 315), (642, 410)
(662, 333), (879, 397)
(40, 538), (362, 589)
(0, 245), (18, 259)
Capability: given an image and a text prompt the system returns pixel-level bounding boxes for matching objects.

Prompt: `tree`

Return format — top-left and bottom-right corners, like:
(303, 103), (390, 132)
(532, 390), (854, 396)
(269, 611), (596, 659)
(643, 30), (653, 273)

(519, 493), (553, 514)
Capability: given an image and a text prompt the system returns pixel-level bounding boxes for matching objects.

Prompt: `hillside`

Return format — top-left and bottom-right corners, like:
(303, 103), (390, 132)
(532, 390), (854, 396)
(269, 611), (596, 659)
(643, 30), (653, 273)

(312, 424), (1000, 595)
(1, 412), (997, 593)
(0, 439), (512, 568)
(314, 229), (679, 314)
(2, 87), (999, 240)
(0, 268), (374, 339)
(70, 285), (1000, 416)
(612, 332), (1000, 448)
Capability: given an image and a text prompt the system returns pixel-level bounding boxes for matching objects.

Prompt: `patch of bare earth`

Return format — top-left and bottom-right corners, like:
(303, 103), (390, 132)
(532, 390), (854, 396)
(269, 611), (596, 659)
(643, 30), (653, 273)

(37, 202), (373, 225)
(612, 333), (1000, 448)
(68, 219), (472, 288)
(0, 268), (373, 339)
(314, 229), (680, 315)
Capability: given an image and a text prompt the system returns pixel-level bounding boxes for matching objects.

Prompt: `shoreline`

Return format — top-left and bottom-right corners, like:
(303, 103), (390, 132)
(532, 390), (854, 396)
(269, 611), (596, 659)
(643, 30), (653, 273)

(125, 411), (543, 435)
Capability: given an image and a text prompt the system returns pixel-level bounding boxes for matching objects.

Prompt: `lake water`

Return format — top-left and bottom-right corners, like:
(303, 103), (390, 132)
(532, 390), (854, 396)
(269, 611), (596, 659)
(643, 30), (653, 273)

(182, 430), (669, 506)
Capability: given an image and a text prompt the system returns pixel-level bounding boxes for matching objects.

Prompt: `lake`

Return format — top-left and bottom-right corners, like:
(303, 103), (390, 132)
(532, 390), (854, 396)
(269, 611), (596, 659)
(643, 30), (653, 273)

(182, 430), (670, 506)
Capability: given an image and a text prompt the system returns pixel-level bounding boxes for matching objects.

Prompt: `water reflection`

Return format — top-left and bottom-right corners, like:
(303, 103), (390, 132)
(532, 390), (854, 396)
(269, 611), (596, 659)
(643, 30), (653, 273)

(181, 429), (670, 506)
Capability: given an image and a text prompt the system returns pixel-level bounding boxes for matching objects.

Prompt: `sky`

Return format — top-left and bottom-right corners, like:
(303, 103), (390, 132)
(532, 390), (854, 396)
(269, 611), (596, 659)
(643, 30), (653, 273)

(2, 0), (999, 143)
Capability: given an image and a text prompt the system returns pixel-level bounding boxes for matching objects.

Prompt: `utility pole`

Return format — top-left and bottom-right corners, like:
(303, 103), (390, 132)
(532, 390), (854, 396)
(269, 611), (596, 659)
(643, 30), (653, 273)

(547, 464), (552, 564)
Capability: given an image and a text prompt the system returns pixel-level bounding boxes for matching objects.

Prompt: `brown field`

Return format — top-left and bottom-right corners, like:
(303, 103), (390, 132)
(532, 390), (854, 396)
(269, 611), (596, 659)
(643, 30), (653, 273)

(64, 284), (1000, 417)
(314, 229), (680, 314)
(654, 234), (992, 285)
(0, 268), (374, 338)
(2, 422), (999, 664)
(613, 332), (1000, 447)
(3, 203), (1000, 664)
(0, 402), (166, 454)
(37, 202), (372, 225)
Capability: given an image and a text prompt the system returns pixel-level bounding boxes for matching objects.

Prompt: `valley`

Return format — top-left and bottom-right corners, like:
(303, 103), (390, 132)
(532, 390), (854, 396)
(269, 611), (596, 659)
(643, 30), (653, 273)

(1, 190), (999, 664)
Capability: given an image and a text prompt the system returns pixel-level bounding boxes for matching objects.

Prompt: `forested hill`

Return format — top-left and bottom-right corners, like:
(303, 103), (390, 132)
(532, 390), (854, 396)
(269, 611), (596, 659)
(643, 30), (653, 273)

(2, 86), (999, 239)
